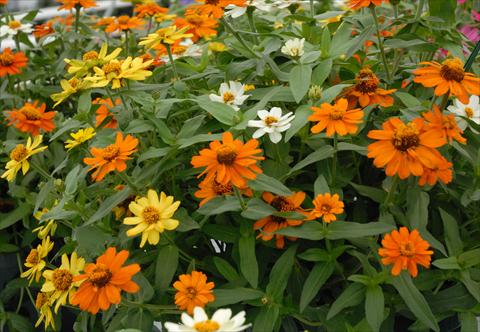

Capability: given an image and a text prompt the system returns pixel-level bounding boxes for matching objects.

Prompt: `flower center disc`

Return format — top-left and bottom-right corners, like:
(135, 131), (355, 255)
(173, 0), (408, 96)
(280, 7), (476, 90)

(222, 92), (235, 103)
(400, 242), (415, 257)
(186, 287), (197, 299)
(83, 50), (99, 61)
(21, 105), (42, 120)
(102, 145), (120, 161)
(440, 59), (465, 82)
(264, 116), (278, 126)
(330, 109), (345, 120)
(216, 145), (237, 165)
(8, 20), (21, 29)
(10, 144), (28, 161)
(0, 52), (14, 66)
(142, 206), (160, 224)
(355, 68), (379, 93)
(205, 0), (220, 5)
(26, 249), (39, 264)
(320, 204), (331, 214)
(465, 107), (474, 118)
(89, 264), (112, 288)
(35, 293), (48, 309)
(102, 62), (121, 75)
(270, 196), (294, 222)
(392, 124), (420, 151)
(213, 180), (232, 195)
(194, 320), (220, 332)
(52, 269), (74, 291)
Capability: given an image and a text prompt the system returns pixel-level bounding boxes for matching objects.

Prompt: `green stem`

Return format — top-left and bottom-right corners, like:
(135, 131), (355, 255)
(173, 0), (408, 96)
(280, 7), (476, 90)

(292, 314), (323, 327)
(411, 0), (425, 34)
(30, 161), (52, 180)
(74, 6), (80, 34)
(147, 16), (153, 35)
(309, 0), (315, 18)
(233, 186), (247, 210)
(165, 44), (179, 80)
(16, 253), (36, 309)
(332, 134), (338, 188)
(393, 4), (398, 19)
(438, 93), (449, 112)
(383, 176), (399, 207)
(246, 8), (259, 44)
(220, 17), (259, 58)
(370, 6), (392, 83)
(117, 172), (139, 192)
(124, 30), (129, 56)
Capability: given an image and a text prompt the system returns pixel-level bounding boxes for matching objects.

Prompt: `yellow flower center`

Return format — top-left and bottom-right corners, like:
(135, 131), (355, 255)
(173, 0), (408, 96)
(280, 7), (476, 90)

(10, 144), (28, 162)
(89, 264), (112, 288)
(21, 105), (42, 120)
(194, 320), (220, 332)
(355, 68), (379, 93)
(392, 123), (420, 151)
(69, 77), (80, 89)
(216, 145), (237, 165)
(264, 116), (278, 126)
(0, 52), (14, 66)
(26, 249), (40, 264)
(440, 58), (465, 82)
(222, 92), (235, 104)
(213, 180), (232, 195)
(185, 287), (198, 299)
(83, 50), (99, 61)
(35, 292), (48, 309)
(465, 107), (474, 118)
(442, 116), (457, 130)
(330, 108), (345, 120)
(52, 269), (74, 291)
(142, 206), (161, 224)
(102, 145), (120, 161)
(8, 20), (22, 29)
(102, 62), (122, 75)
(399, 241), (415, 257)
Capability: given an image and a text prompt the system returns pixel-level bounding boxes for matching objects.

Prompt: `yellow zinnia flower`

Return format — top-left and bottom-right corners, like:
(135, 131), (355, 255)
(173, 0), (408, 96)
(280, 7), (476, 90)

(21, 236), (54, 284)
(51, 77), (92, 107)
(139, 25), (193, 49)
(155, 12), (177, 23)
(33, 207), (58, 239)
(64, 43), (122, 78)
(208, 42), (227, 53)
(41, 252), (85, 313)
(35, 292), (55, 330)
(64, 127), (96, 151)
(1, 135), (48, 182)
(124, 189), (180, 248)
(86, 56), (153, 89)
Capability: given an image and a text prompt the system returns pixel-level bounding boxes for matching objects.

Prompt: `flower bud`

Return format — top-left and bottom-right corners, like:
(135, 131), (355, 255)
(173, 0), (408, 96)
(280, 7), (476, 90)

(308, 85), (323, 100)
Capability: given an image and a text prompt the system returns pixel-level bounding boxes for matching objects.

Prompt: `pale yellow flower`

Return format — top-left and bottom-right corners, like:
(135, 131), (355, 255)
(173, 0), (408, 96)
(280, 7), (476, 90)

(35, 292), (55, 330)
(64, 43), (122, 78)
(51, 77), (92, 107)
(139, 25), (193, 49)
(208, 42), (227, 53)
(64, 127), (96, 150)
(21, 236), (54, 284)
(33, 207), (58, 239)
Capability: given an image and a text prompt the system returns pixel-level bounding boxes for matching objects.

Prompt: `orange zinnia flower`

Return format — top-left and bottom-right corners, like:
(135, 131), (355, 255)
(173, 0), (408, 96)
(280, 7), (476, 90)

(94, 97), (120, 129)
(413, 58), (480, 104)
(175, 11), (218, 42)
(173, 270), (215, 314)
(134, 3), (168, 18)
(367, 118), (446, 179)
(83, 132), (138, 182)
(34, 22), (55, 38)
(348, 0), (388, 10)
(192, 0), (246, 18)
(190, 132), (264, 188)
(0, 48), (28, 77)
(105, 16), (144, 33)
(378, 227), (433, 277)
(309, 98), (364, 137)
(254, 191), (307, 249)
(0, 0), (9, 6)
(194, 176), (252, 206)
(96, 17), (115, 28)
(71, 247), (140, 314)
(310, 193), (344, 223)
(422, 106), (466, 144)
(418, 154), (453, 187)
(7, 101), (56, 136)
(342, 67), (396, 108)
(57, 0), (96, 10)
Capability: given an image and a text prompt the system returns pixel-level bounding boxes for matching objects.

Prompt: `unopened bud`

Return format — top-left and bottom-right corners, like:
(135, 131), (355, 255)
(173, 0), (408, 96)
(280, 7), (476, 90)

(308, 85), (323, 100)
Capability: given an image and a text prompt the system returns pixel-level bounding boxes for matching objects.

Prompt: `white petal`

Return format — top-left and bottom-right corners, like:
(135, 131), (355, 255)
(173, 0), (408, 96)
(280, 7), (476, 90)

(209, 94), (223, 103)
(193, 307), (208, 322)
(257, 110), (269, 119)
(269, 131), (283, 143)
(211, 308), (232, 324)
(180, 312), (195, 327)
(252, 128), (266, 138)
(270, 107), (283, 118)
(247, 120), (266, 128)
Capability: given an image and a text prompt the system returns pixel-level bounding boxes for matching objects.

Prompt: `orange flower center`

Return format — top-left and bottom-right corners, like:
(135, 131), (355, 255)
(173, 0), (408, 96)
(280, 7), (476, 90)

(142, 206), (160, 224)
(222, 92), (235, 103)
(270, 196), (295, 222)
(10, 144), (28, 161)
(264, 116), (278, 126)
(213, 180), (232, 194)
(194, 320), (220, 332)
(26, 249), (40, 264)
(52, 269), (74, 291)
(102, 145), (120, 161)
(205, 0), (220, 5)
(465, 107), (474, 118)
(35, 292), (48, 309)
(69, 77), (80, 88)
(21, 105), (42, 120)
(102, 62), (122, 75)
(320, 204), (331, 214)
(0, 52), (14, 66)
(442, 116), (457, 130)
(392, 123), (420, 151)
(186, 14), (204, 25)
(330, 108), (345, 120)
(117, 16), (130, 25)
(440, 58), (465, 82)
(185, 287), (197, 299)
(8, 20), (22, 29)
(399, 241), (415, 257)
(83, 50), (99, 61)
(355, 68), (379, 93)
(216, 145), (237, 165)
(88, 264), (112, 288)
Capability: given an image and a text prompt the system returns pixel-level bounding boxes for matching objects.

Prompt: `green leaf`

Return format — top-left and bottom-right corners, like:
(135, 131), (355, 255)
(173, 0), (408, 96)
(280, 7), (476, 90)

(121, 308), (153, 332)
(276, 221), (325, 240)
(288, 145), (334, 175)
(314, 174), (330, 196)
(428, 0), (456, 26)
(203, 224), (238, 243)
(155, 245), (178, 290)
(459, 312), (478, 332)
(253, 305), (280, 332)
(248, 173), (292, 196)
(64, 165), (81, 197)
(298, 248), (330, 262)
(459, 249), (480, 269)
(138, 147), (171, 163)
(327, 283), (365, 320)
(321, 84), (351, 103)
(77, 90), (91, 113)
(337, 142), (367, 155)
(460, 270), (480, 302)
(350, 183), (386, 203)
(289, 65), (312, 103)
(197, 196), (241, 216)
(300, 262), (334, 312)
(432, 257), (461, 270)
(133, 273), (154, 302)
(320, 28), (331, 57)
(178, 133), (223, 149)
(390, 273), (439, 332)
(73, 225), (110, 257)
(312, 59), (333, 86)
(85, 187), (133, 226)
(213, 257), (239, 282)
(365, 285), (384, 332)
(176, 115), (205, 139)
(174, 208), (200, 232)
(395, 92), (422, 108)
(197, 97), (236, 125)
(346, 25), (375, 58)
(266, 245), (297, 300)
(212, 288), (264, 307)
(0, 204), (31, 230)
(239, 224), (258, 288)
(326, 222), (395, 240)
(285, 105), (311, 142)
(407, 188), (429, 229)
(439, 209), (463, 256)
(241, 198), (276, 220)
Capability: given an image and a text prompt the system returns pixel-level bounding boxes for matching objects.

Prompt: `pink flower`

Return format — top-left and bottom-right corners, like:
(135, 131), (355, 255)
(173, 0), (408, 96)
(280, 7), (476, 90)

(472, 10), (480, 22)
(459, 25), (480, 43)
(457, 0), (466, 3)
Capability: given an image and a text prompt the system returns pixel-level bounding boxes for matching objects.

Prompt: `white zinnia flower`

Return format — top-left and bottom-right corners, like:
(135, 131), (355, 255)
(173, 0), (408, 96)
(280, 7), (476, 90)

(446, 95), (480, 130)
(272, 0), (309, 9)
(164, 307), (251, 332)
(0, 20), (33, 38)
(248, 107), (295, 143)
(209, 81), (250, 111)
(159, 39), (202, 63)
(281, 38), (305, 57)
(225, 0), (273, 18)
